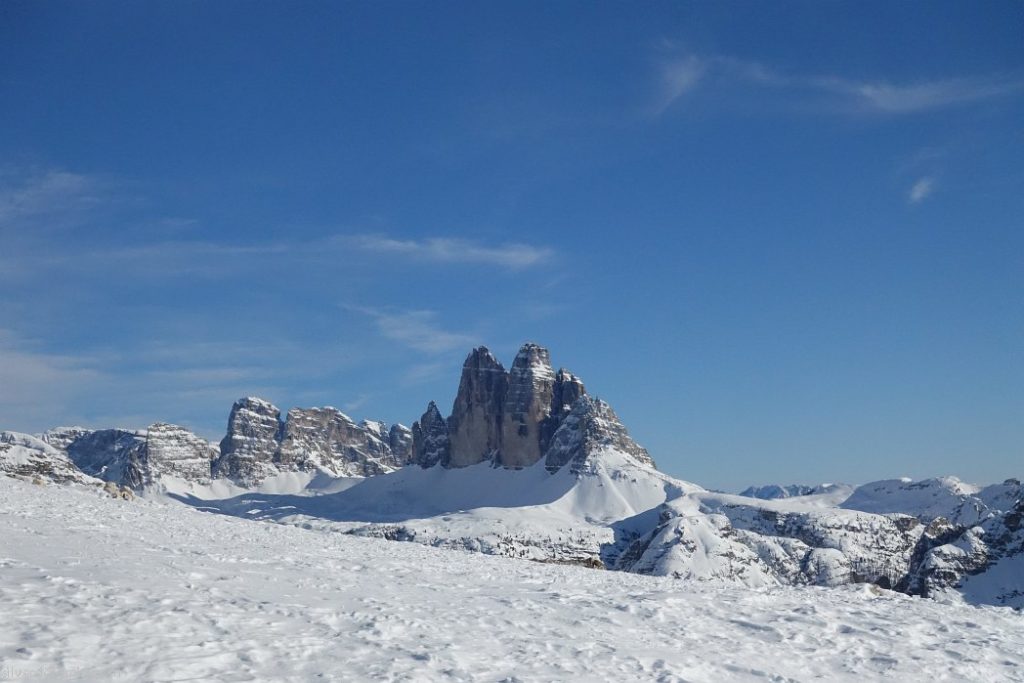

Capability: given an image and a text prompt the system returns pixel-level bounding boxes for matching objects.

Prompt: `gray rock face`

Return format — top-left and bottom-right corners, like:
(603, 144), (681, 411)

(213, 398), (415, 485)
(500, 343), (556, 468)
(411, 343), (652, 474)
(1, 431), (100, 485)
(44, 424), (217, 488)
(213, 397), (283, 487)
(145, 423), (219, 484)
(412, 401), (450, 468)
(541, 369), (586, 455)
(544, 396), (655, 474)
(277, 407), (398, 476)
(44, 427), (149, 489)
(447, 347), (508, 468)
(388, 424), (413, 465)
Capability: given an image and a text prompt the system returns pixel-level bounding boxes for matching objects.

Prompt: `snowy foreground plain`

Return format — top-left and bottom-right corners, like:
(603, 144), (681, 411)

(2, 479), (1023, 683)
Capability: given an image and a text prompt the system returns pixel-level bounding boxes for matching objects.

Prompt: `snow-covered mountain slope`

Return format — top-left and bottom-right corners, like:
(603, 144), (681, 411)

(617, 491), (925, 588)
(841, 476), (1004, 525)
(739, 483), (851, 501)
(3, 476), (1023, 683)
(181, 445), (695, 567)
(0, 431), (100, 485)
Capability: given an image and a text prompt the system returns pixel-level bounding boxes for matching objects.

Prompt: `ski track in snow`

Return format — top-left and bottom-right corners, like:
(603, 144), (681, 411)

(1, 479), (1022, 683)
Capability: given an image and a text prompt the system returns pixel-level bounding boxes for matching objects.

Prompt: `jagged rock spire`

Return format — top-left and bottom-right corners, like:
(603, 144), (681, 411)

(499, 343), (557, 468)
(544, 396), (655, 474)
(447, 347), (507, 468)
(412, 401), (450, 468)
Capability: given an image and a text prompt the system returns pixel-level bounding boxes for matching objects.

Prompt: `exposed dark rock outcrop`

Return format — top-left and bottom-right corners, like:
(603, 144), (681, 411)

(447, 347), (507, 468)
(276, 407), (402, 477)
(1, 431), (101, 485)
(411, 342), (653, 473)
(500, 343), (556, 468)
(213, 397), (282, 487)
(411, 401), (450, 468)
(388, 424), (413, 465)
(544, 396), (655, 474)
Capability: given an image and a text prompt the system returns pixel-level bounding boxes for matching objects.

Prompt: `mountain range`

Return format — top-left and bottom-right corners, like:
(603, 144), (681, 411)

(1, 342), (1021, 609)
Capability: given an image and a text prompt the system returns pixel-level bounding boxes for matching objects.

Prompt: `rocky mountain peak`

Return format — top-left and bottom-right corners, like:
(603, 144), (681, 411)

(145, 422), (218, 484)
(510, 342), (554, 375)
(412, 401), (450, 468)
(448, 346), (508, 468)
(544, 396), (655, 473)
(500, 343), (557, 468)
(213, 397), (283, 487)
(410, 342), (653, 474)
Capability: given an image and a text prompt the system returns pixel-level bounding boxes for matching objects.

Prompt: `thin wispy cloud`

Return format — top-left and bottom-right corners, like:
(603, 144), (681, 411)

(813, 73), (1024, 114)
(652, 53), (1024, 116)
(654, 56), (707, 115)
(908, 177), (935, 204)
(0, 329), (103, 431)
(346, 305), (478, 354)
(350, 235), (554, 269)
(0, 168), (103, 228)
(0, 329), (380, 436)
(401, 362), (446, 386)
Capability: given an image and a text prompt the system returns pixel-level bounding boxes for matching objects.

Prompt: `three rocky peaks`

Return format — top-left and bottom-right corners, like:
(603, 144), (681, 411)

(412, 342), (653, 472)
(5, 343), (653, 490)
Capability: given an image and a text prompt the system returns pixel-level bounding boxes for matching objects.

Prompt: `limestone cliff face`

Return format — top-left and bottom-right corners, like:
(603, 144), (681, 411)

(212, 398), (414, 485)
(42, 397), (411, 490)
(541, 369), (586, 456)
(2, 431), (102, 485)
(543, 396), (655, 474)
(145, 423), (219, 484)
(411, 401), (450, 468)
(411, 343), (650, 473)
(43, 423), (217, 488)
(44, 427), (149, 489)
(213, 397), (282, 487)
(499, 343), (556, 468)
(388, 424), (413, 465)
(277, 407), (402, 477)
(447, 347), (508, 468)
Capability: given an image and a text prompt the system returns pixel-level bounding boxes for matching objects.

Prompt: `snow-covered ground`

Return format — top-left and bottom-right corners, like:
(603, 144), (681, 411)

(2, 478), (1022, 682)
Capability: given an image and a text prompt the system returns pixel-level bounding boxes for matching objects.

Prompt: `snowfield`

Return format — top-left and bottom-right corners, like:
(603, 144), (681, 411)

(2, 478), (1022, 682)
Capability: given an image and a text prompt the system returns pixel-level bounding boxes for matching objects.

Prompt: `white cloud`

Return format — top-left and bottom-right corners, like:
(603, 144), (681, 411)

(654, 53), (1024, 116)
(350, 235), (554, 269)
(908, 177), (935, 204)
(812, 74), (1024, 114)
(347, 305), (477, 354)
(653, 56), (707, 114)
(0, 169), (102, 229)
(401, 362), (446, 386)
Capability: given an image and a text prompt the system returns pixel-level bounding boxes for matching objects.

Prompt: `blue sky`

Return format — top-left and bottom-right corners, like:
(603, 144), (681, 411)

(1, 1), (1022, 490)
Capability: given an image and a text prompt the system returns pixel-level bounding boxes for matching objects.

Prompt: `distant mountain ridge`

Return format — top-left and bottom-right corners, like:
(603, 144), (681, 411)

(4, 401), (413, 493)
(739, 483), (846, 500)
(1, 341), (1021, 609)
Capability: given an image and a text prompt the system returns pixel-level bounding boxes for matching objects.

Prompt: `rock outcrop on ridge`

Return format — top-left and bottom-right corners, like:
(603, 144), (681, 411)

(32, 398), (413, 490)
(1, 431), (101, 485)
(213, 398), (415, 487)
(412, 343), (653, 473)
(42, 424), (218, 488)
